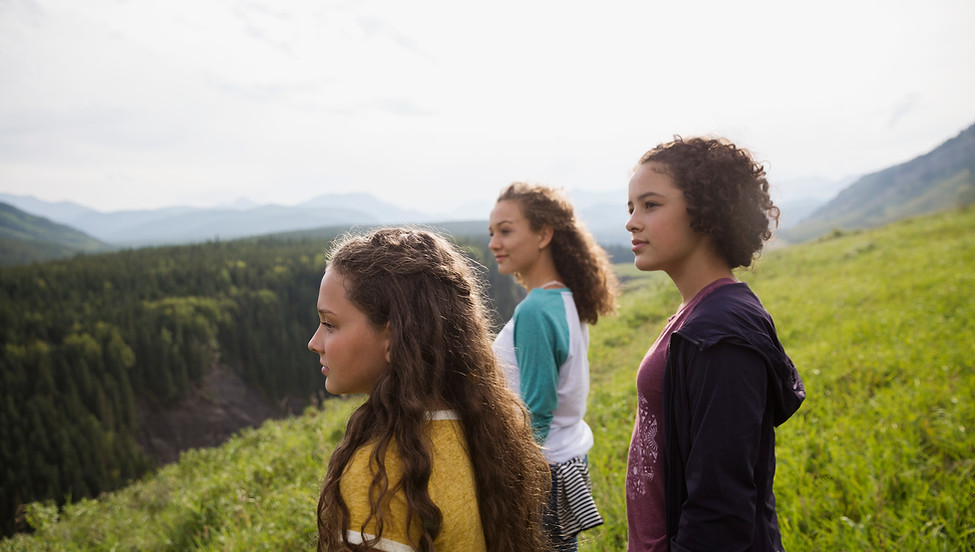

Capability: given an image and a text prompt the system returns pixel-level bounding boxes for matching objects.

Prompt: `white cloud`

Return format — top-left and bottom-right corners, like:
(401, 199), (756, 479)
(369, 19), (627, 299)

(1, 0), (974, 213)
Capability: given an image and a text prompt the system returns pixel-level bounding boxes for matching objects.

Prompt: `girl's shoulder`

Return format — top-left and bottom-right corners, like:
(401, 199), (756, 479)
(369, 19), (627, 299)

(345, 413), (463, 472)
(693, 282), (766, 318)
(678, 283), (775, 346)
(514, 288), (572, 329)
(344, 437), (403, 478)
(518, 286), (571, 312)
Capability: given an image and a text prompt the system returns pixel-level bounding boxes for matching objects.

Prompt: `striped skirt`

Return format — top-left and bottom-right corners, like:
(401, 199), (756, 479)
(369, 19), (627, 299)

(550, 456), (604, 537)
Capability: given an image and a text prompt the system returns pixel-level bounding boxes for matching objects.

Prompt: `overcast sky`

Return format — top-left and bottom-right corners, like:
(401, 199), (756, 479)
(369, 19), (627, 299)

(2, 0), (974, 215)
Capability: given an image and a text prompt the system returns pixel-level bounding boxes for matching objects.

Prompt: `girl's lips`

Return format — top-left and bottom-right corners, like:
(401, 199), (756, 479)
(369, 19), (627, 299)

(321, 365), (329, 376)
(631, 240), (647, 252)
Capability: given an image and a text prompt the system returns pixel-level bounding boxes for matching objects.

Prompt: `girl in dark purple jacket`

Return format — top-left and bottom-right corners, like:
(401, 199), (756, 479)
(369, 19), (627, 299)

(624, 136), (805, 552)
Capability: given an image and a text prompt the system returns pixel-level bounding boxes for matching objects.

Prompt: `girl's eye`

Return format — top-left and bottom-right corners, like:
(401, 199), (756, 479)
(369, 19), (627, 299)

(321, 321), (335, 331)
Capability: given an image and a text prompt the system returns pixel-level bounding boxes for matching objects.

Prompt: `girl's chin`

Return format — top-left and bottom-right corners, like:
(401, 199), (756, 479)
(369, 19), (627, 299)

(633, 258), (659, 272)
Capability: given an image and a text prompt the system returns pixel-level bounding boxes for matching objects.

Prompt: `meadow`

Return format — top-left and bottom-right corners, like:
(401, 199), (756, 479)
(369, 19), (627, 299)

(581, 208), (975, 551)
(2, 208), (973, 551)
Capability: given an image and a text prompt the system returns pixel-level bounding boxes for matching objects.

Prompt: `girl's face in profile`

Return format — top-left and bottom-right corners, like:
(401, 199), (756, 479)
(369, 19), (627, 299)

(626, 162), (708, 274)
(488, 199), (548, 276)
(307, 268), (390, 395)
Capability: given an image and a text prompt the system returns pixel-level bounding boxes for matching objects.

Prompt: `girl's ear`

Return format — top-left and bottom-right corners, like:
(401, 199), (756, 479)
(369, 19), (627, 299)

(382, 323), (392, 364)
(537, 225), (554, 249)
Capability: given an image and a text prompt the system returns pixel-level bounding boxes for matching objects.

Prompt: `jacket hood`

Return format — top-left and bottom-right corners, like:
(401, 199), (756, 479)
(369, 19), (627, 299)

(677, 282), (805, 426)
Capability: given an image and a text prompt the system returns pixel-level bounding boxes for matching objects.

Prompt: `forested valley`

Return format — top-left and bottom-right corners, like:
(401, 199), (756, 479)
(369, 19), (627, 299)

(0, 229), (522, 536)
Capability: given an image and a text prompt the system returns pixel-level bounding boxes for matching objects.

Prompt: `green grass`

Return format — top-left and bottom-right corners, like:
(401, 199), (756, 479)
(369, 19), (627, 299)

(579, 208), (975, 551)
(1, 397), (363, 551)
(3, 208), (974, 551)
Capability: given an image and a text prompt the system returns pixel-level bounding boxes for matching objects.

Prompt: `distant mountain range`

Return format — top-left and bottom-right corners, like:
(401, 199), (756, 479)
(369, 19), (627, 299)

(0, 188), (640, 252)
(0, 182), (839, 255)
(0, 192), (434, 246)
(3, 120), (973, 265)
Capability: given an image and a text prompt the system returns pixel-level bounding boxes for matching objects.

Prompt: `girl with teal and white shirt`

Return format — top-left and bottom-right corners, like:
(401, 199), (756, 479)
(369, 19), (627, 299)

(489, 182), (619, 551)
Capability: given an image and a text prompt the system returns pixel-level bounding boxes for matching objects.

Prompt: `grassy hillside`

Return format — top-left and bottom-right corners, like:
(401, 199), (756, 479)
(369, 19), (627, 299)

(0, 202), (111, 266)
(2, 208), (973, 551)
(582, 207), (975, 550)
(780, 122), (975, 244)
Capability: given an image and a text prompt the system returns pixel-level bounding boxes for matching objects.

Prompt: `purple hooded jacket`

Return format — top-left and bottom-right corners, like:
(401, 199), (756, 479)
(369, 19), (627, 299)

(662, 282), (805, 552)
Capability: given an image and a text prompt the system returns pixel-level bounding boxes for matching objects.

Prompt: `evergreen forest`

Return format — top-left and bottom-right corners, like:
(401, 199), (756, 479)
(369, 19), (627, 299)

(0, 229), (520, 536)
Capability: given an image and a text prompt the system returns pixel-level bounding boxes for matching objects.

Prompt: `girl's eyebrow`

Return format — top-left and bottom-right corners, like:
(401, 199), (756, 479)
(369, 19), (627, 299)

(627, 191), (665, 206)
(489, 219), (514, 230)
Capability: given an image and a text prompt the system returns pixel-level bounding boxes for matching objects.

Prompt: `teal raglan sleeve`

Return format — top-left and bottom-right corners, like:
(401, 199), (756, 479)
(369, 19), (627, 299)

(512, 294), (569, 444)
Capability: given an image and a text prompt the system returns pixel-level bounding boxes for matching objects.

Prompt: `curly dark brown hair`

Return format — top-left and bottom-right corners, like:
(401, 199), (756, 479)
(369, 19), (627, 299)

(496, 182), (619, 324)
(316, 227), (550, 552)
(637, 136), (780, 269)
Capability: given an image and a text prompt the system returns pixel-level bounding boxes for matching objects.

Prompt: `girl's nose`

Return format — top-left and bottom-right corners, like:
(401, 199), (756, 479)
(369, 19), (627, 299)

(625, 212), (639, 233)
(308, 327), (322, 353)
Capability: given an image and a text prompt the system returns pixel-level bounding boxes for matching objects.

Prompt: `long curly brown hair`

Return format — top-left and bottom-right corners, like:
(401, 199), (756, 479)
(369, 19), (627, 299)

(496, 182), (619, 324)
(637, 136), (780, 269)
(316, 227), (550, 552)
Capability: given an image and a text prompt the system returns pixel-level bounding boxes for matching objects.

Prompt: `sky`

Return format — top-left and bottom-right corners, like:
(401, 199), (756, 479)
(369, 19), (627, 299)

(2, 0), (974, 216)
